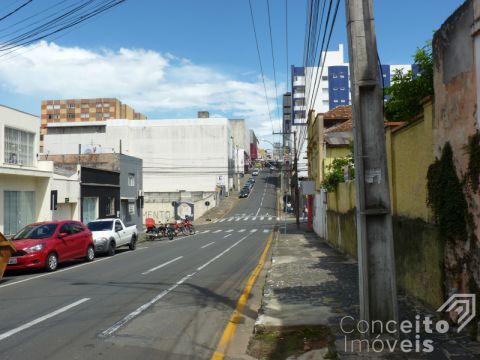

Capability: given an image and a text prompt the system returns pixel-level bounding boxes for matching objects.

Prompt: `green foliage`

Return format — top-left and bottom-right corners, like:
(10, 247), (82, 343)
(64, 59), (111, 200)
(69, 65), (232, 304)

(465, 130), (480, 193)
(426, 142), (469, 242)
(384, 43), (433, 121)
(322, 155), (354, 192)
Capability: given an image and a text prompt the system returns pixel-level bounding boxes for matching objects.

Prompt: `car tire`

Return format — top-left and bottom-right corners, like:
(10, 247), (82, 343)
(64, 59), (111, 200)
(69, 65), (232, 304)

(86, 245), (95, 262)
(45, 252), (58, 272)
(107, 241), (116, 256)
(129, 235), (137, 250)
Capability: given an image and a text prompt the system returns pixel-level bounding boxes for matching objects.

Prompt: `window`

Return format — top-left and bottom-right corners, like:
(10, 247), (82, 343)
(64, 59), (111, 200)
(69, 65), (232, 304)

(81, 103), (89, 109)
(334, 99), (339, 103)
(103, 103), (110, 107)
(80, 113), (89, 119)
(70, 222), (84, 234)
(67, 113), (75, 119)
(333, 87), (338, 91)
(68, 103), (75, 109)
(106, 197), (115, 216)
(339, 74), (345, 78)
(332, 74), (337, 78)
(96, 102), (102, 108)
(128, 173), (135, 186)
(321, 76), (328, 81)
(46, 104), (53, 110)
(103, 112), (110, 118)
(114, 221), (122, 232)
(4, 191), (35, 235)
(4, 127), (34, 166)
(53, 104), (60, 110)
(59, 223), (72, 235)
(341, 99), (346, 103)
(340, 87), (345, 90)
(96, 112), (103, 118)
(47, 114), (60, 120)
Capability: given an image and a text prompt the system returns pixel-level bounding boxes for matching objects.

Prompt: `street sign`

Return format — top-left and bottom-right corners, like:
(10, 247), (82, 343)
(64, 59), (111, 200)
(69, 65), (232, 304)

(205, 201), (210, 206)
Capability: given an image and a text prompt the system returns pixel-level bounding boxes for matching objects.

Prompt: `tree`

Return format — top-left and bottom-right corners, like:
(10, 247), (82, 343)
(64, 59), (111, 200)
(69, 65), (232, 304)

(384, 43), (433, 121)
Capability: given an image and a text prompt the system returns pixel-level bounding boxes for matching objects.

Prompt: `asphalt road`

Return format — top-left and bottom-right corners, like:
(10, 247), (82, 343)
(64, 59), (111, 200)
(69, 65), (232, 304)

(0, 170), (278, 360)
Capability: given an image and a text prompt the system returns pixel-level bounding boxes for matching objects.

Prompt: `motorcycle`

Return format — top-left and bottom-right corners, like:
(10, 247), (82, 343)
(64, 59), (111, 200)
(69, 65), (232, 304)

(145, 218), (174, 240)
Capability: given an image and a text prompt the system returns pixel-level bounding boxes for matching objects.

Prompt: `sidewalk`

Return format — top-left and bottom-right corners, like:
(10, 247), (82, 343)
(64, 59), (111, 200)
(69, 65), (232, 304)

(244, 220), (480, 360)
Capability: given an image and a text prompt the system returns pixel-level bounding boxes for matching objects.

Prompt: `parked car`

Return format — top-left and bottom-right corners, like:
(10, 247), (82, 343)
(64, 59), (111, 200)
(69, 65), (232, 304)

(239, 188), (250, 198)
(87, 218), (137, 256)
(247, 177), (255, 183)
(252, 169), (259, 176)
(7, 221), (95, 272)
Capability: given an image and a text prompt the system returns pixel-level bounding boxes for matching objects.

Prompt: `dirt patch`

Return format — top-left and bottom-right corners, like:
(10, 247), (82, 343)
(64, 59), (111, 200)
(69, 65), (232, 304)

(247, 325), (334, 359)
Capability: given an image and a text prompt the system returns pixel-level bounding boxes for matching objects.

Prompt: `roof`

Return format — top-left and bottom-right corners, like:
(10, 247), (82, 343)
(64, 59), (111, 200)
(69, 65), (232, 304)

(323, 105), (352, 121)
(325, 119), (353, 134)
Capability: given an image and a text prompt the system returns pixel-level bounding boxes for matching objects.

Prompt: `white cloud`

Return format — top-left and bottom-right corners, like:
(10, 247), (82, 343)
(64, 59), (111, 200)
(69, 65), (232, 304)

(0, 41), (283, 135)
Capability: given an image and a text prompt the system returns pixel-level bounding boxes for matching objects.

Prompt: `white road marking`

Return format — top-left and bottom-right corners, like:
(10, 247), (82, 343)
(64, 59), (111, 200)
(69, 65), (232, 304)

(255, 208), (261, 216)
(0, 298), (90, 341)
(238, 229), (246, 233)
(250, 229), (258, 233)
(100, 235), (250, 338)
(244, 217), (249, 221)
(268, 217), (273, 221)
(100, 272), (196, 338)
(201, 242), (215, 249)
(202, 230), (211, 233)
(219, 219), (226, 223)
(223, 234), (232, 238)
(277, 217), (280, 221)
(263, 229), (270, 233)
(213, 229), (222, 233)
(235, 217), (242, 222)
(260, 217), (265, 221)
(0, 248), (146, 289)
(212, 219), (219, 223)
(226, 229), (234, 233)
(142, 256), (183, 275)
(228, 217), (234, 222)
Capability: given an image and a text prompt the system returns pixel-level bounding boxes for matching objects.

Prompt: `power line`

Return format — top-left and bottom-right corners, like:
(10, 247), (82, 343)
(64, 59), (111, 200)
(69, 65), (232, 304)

(247, 0), (274, 137)
(266, 0), (281, 132)
(0, 0), (33, 23)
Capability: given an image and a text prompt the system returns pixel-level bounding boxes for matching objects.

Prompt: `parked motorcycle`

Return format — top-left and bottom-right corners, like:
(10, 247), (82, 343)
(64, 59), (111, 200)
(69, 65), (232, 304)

(145, 218), (174, 240)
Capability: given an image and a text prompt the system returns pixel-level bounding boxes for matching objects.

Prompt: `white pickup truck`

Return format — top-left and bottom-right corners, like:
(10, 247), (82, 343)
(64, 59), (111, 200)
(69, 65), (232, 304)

(87, 218), (137, 256)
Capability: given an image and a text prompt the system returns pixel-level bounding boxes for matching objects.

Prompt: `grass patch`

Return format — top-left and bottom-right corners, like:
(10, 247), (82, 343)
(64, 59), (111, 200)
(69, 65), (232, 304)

(247, 325), (333, 359)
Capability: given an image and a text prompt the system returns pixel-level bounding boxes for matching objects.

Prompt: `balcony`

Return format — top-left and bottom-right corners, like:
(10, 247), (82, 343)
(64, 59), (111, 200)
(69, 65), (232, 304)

(293, 77), (305, 87)
(294, 105), (306, 112)
(293, 91), (305, 99)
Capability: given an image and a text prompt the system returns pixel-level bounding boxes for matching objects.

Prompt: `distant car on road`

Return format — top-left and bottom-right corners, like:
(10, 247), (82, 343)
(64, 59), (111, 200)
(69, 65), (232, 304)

(239, 188), (250, 198)
(270, 166), (276, 171)
(7, 221), (95, 272)
(252, 169), (259, 176)
(87, 218), (137, 256)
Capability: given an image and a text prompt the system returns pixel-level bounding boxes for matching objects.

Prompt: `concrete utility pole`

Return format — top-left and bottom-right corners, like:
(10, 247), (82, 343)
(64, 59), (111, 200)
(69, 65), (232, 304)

(345, 0), (398, 331)
(293, 131), (300, 228)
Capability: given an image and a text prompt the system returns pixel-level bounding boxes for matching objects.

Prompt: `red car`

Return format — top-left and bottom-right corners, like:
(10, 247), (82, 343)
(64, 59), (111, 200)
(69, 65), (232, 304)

(7, 221), (95, 272)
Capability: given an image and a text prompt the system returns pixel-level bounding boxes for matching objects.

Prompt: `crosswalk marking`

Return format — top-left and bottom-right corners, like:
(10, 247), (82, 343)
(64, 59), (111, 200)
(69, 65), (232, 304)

(213, 230), (222, 233)
(252, 216), (257, 221)
(235, 218), (241, 222)
(202, 230), (210, 233)
(238, 229), (246, 233)
(263, 229), (270, 233)
(250, 229), (257, 233)
(228, 217), (234, 222)
(219, 219), (226, 223)
(212, 219), (218, 223)
(260, 217), (264, 221)
(268, 217), (273, 221)
(226, 229), (234, 233)
(244, 217), (249, 221)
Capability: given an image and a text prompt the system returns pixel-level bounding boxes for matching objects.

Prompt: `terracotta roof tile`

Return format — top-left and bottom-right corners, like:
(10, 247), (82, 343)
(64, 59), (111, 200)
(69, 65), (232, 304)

(323, 105), (352, 121)
(325, 119), (353, 133)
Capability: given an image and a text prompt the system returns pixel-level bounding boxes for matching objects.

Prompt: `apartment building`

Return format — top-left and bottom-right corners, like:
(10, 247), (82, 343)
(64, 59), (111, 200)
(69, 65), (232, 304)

(40, 98), (146, 151)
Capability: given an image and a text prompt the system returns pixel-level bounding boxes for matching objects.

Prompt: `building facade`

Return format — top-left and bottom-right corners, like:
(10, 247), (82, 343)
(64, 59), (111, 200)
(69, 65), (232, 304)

(40, 98), (146, 151)
(43, 118), (233, 223)
(0, 105), (54, 236)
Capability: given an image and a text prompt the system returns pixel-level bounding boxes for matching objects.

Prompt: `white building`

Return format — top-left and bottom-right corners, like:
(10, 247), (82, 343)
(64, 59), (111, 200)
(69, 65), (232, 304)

(0, 105), (54, 236)
(43, 118), (234, 223)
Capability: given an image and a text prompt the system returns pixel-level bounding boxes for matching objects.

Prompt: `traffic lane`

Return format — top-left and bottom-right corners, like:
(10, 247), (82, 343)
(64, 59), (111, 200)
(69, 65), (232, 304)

(0, 228), (249, 329)
(0, 230), (269, 359)
(97, 229), (271, 359)
(0, 230), (266, 357)
(233, 174), (278, 216)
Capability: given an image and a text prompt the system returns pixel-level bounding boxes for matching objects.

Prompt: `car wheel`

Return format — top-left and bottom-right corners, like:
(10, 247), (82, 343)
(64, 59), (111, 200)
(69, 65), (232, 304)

(86, 245), (95, 262)
(45, 252), (58, 272)
(107, 241), (116, 256)
(129, 236), (137, 250)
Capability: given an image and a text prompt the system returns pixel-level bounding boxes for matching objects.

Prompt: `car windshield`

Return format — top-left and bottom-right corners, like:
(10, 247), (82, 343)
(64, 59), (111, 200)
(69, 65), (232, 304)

(13, 224), (58, 240)
(87, 220), (113, 231)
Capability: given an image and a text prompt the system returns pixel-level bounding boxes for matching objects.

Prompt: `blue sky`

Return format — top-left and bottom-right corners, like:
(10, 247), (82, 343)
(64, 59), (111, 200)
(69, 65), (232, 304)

(0, 0), (466, 143)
